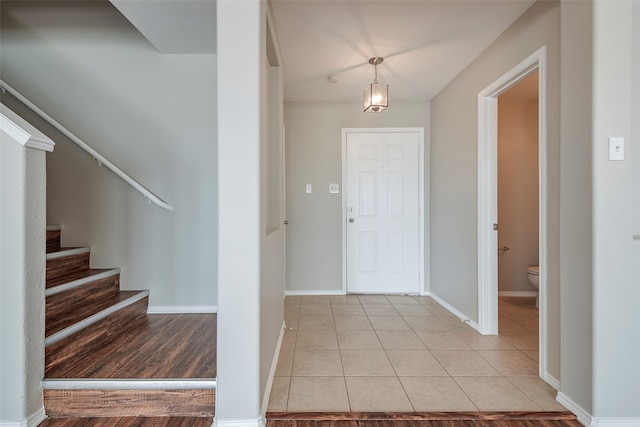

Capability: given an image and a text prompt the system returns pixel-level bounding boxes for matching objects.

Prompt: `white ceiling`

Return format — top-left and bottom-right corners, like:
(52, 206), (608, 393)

(109, 0), (535, 102)
(270, 0), (536, 102)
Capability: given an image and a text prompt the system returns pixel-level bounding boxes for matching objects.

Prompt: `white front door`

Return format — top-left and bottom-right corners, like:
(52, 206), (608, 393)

(345, 129), (421, 294)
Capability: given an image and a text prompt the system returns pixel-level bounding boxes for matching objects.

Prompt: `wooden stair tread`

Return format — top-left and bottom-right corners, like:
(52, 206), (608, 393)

(41, 227), (214, 419)
(46, 268), (116, 289)
(46, 290), (146, 338)
(46, 314), (217, 379)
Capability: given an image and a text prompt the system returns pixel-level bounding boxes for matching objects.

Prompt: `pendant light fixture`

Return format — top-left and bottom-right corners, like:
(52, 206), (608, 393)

(363, 57), (388, 113)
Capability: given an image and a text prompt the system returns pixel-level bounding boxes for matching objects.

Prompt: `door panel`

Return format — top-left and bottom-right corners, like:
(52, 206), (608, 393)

(346, 130), (420, 294)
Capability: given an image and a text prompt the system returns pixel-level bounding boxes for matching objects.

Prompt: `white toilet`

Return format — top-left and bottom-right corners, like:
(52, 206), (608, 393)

(527, 266), (539, 308)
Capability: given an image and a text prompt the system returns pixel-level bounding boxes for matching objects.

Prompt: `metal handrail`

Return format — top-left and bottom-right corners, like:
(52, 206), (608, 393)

(0, 79), (173, 211)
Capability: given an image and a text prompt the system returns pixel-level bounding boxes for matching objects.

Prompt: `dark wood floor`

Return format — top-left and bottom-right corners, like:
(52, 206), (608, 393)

(46, 314), (217, 379)
(265, 412), (583, 427)
(39, 417), (214, 426)
(39, 413), (582, 427)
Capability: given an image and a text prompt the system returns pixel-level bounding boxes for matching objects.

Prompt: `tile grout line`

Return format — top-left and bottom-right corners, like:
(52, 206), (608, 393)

(280, 294), (543, 413)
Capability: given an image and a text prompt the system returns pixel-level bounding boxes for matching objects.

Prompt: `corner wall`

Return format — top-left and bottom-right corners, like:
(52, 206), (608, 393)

(0, 123), (47, 424)
(590, 0), (640, 420)
(429, 0), (560, 380)
(284, 101), (429, 293)
(217, 0), (286, 423)
(559, 0), (593, 415)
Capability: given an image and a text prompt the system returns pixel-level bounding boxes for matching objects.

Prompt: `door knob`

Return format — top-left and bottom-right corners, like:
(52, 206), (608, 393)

(349, 218), (355, 223)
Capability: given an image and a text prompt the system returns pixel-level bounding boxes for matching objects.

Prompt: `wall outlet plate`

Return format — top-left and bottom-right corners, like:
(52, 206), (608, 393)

(329, 183), (340, 194)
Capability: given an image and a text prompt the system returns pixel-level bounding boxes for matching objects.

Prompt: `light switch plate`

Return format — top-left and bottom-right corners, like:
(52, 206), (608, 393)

(306, 184), (312, 194)
(609, 137), (624, 161)
(329, 183), (340, 194)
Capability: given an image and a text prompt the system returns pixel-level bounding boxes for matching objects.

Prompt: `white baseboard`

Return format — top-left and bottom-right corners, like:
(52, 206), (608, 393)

(543, 372), (560, 390)
(147, 305), (217, 314)
(0, 407), (46, 427)
(498, 291), (538, 297)
(261, 321), (286, 419)
(285, 290), (344, 296)
(557, 391), (592, 426)
(428, 292), (480, 332)
(27, 408), (46, 427)
(213, 418), (264, 427)
(590, 418), (640, 427)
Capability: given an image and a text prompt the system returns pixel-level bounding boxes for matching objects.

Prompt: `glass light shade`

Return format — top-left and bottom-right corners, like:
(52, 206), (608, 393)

(363, 82), (388, 113)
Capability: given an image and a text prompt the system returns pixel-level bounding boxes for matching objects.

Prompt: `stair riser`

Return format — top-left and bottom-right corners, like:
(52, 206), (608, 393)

(46, 276), (121, 327)
(43, 389), (215, 418)
(47, 253), (90, 282)
(46, 229), (61, 253)
(45, 296), (148, 376)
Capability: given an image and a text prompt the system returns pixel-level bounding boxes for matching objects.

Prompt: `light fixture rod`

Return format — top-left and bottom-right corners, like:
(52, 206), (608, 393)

(369, 57), (383, 83)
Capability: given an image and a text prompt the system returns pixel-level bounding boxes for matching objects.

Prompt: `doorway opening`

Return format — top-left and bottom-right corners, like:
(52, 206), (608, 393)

(477, 47), (550, 382)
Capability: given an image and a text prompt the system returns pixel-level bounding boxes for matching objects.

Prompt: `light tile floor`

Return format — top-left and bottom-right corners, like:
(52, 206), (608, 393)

(268, 295), (566, 413)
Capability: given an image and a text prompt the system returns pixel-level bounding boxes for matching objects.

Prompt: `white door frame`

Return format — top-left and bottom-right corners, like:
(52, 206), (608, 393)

(341, 127), (426, 295)
(477, 47), (548, 379)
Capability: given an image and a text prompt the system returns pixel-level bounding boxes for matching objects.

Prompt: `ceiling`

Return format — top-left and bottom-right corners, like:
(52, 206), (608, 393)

(109, 0), (535, 103)
(269, 0), (536, 102)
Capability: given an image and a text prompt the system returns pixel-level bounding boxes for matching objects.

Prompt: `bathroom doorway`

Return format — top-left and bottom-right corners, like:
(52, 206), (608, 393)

(496, 71), (541, 369)
(497, 71), (539, 301)
(477, 47), (549, 382)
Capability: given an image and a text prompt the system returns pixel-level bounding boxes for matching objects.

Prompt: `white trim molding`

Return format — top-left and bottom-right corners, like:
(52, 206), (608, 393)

(556, 392), (592, 427)
(544, 373), (560, 391)
(590, 419), (640, 427)
(147, 305), (218, 314)
(477, 46), (549, 381)
(285, 290), (344, 296)
(42, 378), (216, 390)
(498, 291), (538, 297)
(213, 419), (264, 427)
(261, 321), (286, 419)
(341, 127), (426, 296)
(428, 292), (480, 332)
(0, 407), (46, 427)
(1, 104), (54, 152)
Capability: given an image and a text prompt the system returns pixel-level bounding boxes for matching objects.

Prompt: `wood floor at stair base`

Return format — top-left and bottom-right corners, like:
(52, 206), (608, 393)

(43, 389), (215, 418)
(45, 296), (148, 376)
(39, 417), (214, 426)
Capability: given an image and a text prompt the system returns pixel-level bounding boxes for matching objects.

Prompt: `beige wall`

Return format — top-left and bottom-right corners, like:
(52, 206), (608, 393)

(430, 0), (560, 380)
(634, 1), (640, 240)
(284, 101), (429, 293)
(497, 85), (539, 293)
(559, 0), (593, 414)
(0, 1), (217, 309)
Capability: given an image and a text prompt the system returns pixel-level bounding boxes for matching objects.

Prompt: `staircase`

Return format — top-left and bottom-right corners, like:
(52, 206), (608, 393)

(43, 225), (216, 420)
